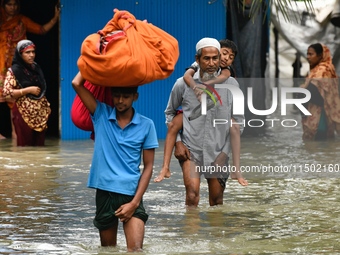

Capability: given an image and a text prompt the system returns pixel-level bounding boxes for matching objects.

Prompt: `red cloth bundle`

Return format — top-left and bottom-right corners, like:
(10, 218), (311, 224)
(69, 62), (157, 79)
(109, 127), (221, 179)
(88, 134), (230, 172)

(71, 80), (113, 131)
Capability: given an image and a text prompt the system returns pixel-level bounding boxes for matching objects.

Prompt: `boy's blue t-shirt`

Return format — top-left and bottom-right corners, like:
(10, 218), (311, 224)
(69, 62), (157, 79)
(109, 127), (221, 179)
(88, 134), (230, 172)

(88, 101), (159, 196)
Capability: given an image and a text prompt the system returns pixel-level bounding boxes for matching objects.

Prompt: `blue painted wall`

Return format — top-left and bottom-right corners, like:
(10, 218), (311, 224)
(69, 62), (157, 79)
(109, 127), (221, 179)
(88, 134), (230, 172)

(60, 0), (226, 140)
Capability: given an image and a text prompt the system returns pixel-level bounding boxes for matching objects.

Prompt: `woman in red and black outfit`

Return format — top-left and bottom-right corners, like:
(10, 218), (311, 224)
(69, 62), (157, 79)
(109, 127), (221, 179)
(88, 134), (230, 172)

(2, 39), (51, 146)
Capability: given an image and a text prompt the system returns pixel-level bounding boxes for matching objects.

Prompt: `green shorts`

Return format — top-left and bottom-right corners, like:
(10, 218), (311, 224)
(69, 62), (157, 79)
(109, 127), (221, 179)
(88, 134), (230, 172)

(93, 189), (148, 230)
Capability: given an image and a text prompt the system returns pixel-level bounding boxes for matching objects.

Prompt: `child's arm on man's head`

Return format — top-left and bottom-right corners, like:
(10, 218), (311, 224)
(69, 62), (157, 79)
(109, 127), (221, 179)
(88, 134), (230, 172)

(72, 72), (97, 115)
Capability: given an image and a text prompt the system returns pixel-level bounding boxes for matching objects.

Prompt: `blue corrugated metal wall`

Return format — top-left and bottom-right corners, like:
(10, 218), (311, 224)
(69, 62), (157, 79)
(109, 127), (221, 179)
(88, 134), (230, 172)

(60, 0), (226, 140)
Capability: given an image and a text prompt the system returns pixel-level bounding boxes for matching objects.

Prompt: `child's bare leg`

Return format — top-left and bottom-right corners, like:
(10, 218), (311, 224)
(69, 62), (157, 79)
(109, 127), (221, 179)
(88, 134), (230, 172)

(154, 113), (183, 182)
(230, 121), (248, 186)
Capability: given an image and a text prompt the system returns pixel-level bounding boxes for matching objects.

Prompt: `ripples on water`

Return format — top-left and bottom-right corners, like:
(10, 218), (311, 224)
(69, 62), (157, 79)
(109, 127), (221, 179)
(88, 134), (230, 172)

(0, 113), (339, 254)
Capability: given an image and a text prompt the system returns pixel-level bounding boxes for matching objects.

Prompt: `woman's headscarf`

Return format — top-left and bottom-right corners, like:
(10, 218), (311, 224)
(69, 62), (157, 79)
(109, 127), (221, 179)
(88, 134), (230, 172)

(301, 43), (338, 93)
(11, 39), (46, 99)
(308, 44), (337, 80)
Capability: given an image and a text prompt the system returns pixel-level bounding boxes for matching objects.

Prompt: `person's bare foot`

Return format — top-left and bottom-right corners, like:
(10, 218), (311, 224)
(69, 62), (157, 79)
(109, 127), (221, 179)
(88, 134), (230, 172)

(230, 171), (248, 186)
(154, 166), (171, 182)
(0, 133), (6, 139)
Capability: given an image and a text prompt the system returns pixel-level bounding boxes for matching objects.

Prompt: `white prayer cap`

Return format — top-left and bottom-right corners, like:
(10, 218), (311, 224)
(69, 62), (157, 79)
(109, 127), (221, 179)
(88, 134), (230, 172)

(196, 37), (220, 52)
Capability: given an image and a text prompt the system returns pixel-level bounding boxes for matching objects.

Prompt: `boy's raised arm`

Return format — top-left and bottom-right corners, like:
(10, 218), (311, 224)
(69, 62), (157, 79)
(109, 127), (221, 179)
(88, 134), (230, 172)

(72, 71), (98, 115)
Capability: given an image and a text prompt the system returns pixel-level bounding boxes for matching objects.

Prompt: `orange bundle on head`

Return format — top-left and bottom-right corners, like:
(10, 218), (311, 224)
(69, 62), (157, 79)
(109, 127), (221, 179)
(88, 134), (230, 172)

(77, 8), (180, 87)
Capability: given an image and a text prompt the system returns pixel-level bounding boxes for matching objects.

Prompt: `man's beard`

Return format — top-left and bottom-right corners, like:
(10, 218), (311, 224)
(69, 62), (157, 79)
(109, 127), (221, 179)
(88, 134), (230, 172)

(201, 71), (218, 82)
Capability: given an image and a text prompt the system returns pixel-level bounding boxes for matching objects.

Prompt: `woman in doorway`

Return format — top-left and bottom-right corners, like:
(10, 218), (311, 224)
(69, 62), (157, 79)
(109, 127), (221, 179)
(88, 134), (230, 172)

(301, 43), (340, 140)
(0, 0), (59, 139)
(2, 40), (51, 146)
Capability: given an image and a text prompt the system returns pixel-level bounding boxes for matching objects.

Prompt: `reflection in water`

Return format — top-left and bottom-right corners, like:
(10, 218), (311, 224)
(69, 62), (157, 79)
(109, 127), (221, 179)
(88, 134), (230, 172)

(0, 116), (340, 254)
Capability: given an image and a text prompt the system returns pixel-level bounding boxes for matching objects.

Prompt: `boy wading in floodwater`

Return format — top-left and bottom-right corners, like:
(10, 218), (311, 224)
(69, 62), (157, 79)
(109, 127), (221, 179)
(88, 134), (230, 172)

(72, 72), (159, 251)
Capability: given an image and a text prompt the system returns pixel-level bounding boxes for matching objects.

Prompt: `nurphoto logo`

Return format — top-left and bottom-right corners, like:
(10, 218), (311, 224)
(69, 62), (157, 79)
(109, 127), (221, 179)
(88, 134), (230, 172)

(199, 83), (311, 128)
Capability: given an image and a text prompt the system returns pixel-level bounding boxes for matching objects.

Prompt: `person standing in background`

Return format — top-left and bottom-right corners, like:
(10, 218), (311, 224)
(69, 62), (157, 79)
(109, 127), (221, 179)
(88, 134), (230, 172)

(2, 39), (51, 146)
(301, 43), (340, 140)
(0, 0), (60, 139)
